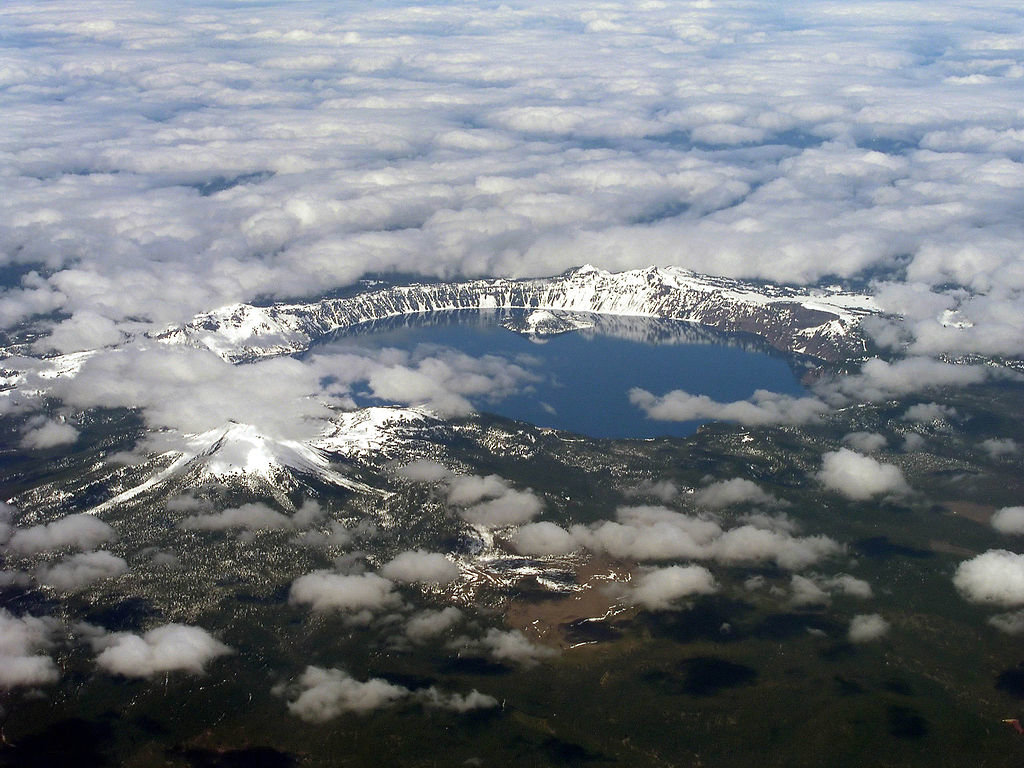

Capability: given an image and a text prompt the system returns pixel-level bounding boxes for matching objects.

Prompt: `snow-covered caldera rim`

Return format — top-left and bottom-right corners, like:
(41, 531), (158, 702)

(152, 264), (883, 364)
(182, 265), (880, 327)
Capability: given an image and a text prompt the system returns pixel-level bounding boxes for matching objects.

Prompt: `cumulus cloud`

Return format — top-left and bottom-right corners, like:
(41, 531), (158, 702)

(396, 460), (451, 483)
(708, 526), (842, 570)
(180, 503), (294, 532)
(289, 571), (401, 613)
(992, 507), (1024, 535)
(841, 432), (887, 453)
(694, 478), (780, 508)
(629, 388), (828, 426)
(817, 449), (910, 500)
(824, 358), (991, 404)
(282, 666), (496, 722)
(19, 418), (79, 450)
(901, 403), (956, 423)
(416, 687), (498, 713)
(476, 628), (556, 668)
(447, 474), (511, 506)
(790, 575), (830, 607)
(981, 438), (1019, 458)
(379, 550), (460, 585)
(285, 667), (409, 722)
(36, 551), (128, 590)
(989, 610), (1024, 635)
(0, 609), (61, 689)
(954, 550), (1024, 606)
(511, 522), (581, 556)
(445, 474), (544, 527)
(790, 573), (873, 606)
(848, 614), (890, 643)
(92, 624), (232, 678)
(404, 607), (463, 643)
(625, 565), (718, 610)
(7, 514), (116, 555)
(513, 505), (841, 570)
(459, 490), (544, 527)
(622, 479), (679, 503)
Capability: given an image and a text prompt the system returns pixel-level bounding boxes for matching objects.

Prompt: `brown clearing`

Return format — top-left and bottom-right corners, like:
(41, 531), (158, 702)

(941, 500), (995, 525)
(503, 555), (636, 648)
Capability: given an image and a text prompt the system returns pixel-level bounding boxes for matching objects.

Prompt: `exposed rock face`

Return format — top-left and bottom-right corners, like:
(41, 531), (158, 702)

(155, 265), (880, 363)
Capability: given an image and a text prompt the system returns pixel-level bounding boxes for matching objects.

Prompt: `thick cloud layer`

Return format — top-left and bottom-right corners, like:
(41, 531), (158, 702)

(2, 0), (1023, 361)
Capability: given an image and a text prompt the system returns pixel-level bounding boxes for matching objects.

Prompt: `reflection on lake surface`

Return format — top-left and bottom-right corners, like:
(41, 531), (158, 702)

(315, 310), (810, 438)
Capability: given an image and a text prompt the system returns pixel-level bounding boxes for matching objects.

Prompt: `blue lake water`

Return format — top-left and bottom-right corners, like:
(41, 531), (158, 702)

(317, 311), (808, 439)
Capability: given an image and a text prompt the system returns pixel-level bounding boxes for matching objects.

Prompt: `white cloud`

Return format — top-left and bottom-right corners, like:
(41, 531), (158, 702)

(19, 418), (79, 450)
(0, 0), (1020, 369)
(841, 431), (887, 453)
(0, 609), (61, 689)
(981, 438), (1020, 458)
(954, 550), (1024, 606)
(444, 475), (545, 528)
(446, 474), (511, 506)
(417, 687), (498, 713)
(817, 449), (910, 500)
(7, 514), (116, 554)
(848, 613), (890, 642)
(790, 573), (873, 606)
(989, 610), (1024, 635)
(821, 574), (873, 600)
(282, 665), (497, 722)
(36, 551), (128, 590)
(992, 507), (1024, 535)
(396, 460), (451, 483)
(625, 565), (718, 610)
(709, 526), (842, 570)
(180, 503), (294, 532)
(790, 575), (830, 607)
(901, 403), (956, 423)
(284, 666), (409, 722)
(622, 479), (679, 502)
(289, 571), (401, 613)
(476, 628), (556, 668)
(511, 522), (580, 556)
(629, 388), (828, 426)
(515, 504), (841, 570)
(694, 478), (780, 508)
(93, 624), (232, 678)
(379, 550), (460, 584)
(404, 607), (463, 643)
(824, 358), (991, 404)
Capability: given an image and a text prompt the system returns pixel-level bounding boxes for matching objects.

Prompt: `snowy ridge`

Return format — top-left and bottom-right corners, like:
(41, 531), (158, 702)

(312, 407), (433, 458)
(156, 265), (881, 363)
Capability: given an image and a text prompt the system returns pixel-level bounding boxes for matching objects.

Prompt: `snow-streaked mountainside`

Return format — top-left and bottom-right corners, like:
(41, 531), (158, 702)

(155, 265), (881, 363)
(75, 409), (431, 519)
